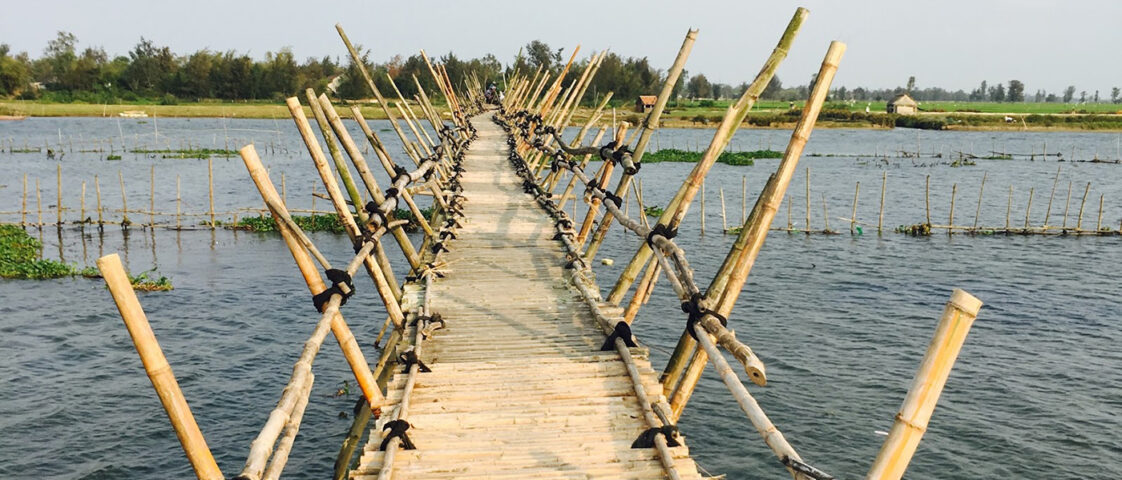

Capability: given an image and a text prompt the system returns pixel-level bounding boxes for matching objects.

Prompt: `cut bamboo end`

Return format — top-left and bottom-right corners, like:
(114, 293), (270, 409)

(866, 288), (983, 480)
(96, 253), (224, 480)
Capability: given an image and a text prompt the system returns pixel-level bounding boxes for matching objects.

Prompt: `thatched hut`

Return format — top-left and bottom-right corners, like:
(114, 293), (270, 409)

(887, 93), (917, 115)
(635, 95), (657, 113)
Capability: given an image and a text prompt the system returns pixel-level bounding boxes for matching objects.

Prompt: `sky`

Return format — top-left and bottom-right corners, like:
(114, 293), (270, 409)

(2, 0), (1120, 96)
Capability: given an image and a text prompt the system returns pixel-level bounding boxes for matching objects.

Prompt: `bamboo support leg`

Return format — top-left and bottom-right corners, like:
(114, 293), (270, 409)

(1024, 187), (1034, 229)
(97, 253), (224, 480)
(1061, 181), (1072, 229)
(1043, 165), (1060, 228)
(1076, 182), (1090, 231)
(973, 172), (986, 231)
(866, 289), (983, 480)
(948, 184), (957, 234)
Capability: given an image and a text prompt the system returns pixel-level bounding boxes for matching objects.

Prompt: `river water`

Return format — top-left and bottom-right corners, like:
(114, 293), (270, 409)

(0, 117), (1120, 479)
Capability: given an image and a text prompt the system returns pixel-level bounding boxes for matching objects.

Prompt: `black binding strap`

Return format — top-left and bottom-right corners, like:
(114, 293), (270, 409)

(601, 191), (623, 208)
(312, 269), (355, 313)
(780, 456), (835, 480)
(631, 425), (681, 448)
(645, 223), (678, 248)
(391, 165), (411, 186)
(398, 349), (431, 373)
(600, 321), (639, 351)
(378, 420), (416, 450)
(681, 292), (727, 340)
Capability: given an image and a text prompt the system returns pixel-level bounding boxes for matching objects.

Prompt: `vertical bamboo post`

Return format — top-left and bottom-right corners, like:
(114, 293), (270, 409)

(119, 171), (129, 227)
(281, 173), (287, 208)
(972, 172), (987, 230)
(176, 176), (182, 230)
(149, 165), (156, 228)
(207, 157), (215, 228)
(36, 179), (42, 227)
(1043, 165), (1060, 228)
(805, 167), (811, 233)
(821, 193), (831, 232)
(866, 289), (983, 480)
(56, 164), (63, 225)
(97, 253), (224, 480)
(80, 181), (86, 222)
(1075, 182), (1090, 231)
(720, 187), (727, 232)
(1096, 194), (1103, 232)
(851, 182), (860, 234)
(700, 180), (706, 234)
(741, 175), (747, 224)
(878, 171), (886, 234)
(924, 174), (931, 225)
(947, 184), (957, 233)
(786, 195), (792, 231)
(1005, 186), (1012, 231)
(1024, 187), (1034, 229)
(21, 173), (27, 227)
(1061, 181), (1073, 229)
(95, 175), (103, 226)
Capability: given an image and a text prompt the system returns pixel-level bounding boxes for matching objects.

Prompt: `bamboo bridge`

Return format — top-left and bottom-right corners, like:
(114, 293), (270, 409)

(95, 8), (984, 480)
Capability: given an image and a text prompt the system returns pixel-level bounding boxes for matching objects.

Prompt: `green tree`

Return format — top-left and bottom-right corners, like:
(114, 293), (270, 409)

(686, 73), (711, 99)
(0, 44), (31, 96)
(42, 31), (77, 88)
(1007, 80), (1024, 102)
(906, 75), (916, 93)
(122, 38), (176, 94)
(760, 75), (782, 99)
(1063, 85), (1076, 103)
(1112, 87), (1120, 104)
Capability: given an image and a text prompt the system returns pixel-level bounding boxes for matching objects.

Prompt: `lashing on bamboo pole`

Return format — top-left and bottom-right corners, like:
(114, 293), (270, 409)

(97, 253), (224, 480)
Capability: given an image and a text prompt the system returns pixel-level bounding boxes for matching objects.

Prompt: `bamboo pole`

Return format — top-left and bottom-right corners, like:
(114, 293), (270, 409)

(176, 176), (182, 230)
(821, 193), (831, 232)
(208, 157), (216, 228)
(851, 181), (860, 234)
(972, 172), (986, 230)
(56, 164), (62, 225)
(604, 12), (807, 301)
(924, 174), (931, 225)
(36, 179), (42, 227)
(20, 174), (27, 226)
(1043, 165), (1060, 228)
(239, 144), (386, 410)
(804, 167), (811, 233)
(1076, 182), (1090, 231)
(1024, 187), (1034, 229)
(97, 253), (224, 480)
(878, 171), (886, 234)
(866, 289), (983, 480)
(947, 184), (957, 233)
(720, 187), (727, 232)
(119, 170), (129, 227)
(700, 180), (706, 234)
(742, 175), (747, 224)
(95, 175), (103, 226)
(1096, 194), (1104, 232)
(1060, 181), (1072, 229)
(149, 165), (156, 228)
(80, 181), (86, 222)
(667, 40), (846, 421)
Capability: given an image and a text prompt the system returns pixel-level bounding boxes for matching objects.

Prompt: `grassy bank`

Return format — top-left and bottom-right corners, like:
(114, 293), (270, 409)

(642, 148), (782, 165)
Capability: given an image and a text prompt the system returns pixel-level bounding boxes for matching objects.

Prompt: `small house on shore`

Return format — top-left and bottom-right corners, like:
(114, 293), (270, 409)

(887, 93), (917, 115)
(635, 95), (657, 113)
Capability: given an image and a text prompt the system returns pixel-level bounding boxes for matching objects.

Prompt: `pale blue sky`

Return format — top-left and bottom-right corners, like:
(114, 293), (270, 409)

(2, 0), (1120, 96)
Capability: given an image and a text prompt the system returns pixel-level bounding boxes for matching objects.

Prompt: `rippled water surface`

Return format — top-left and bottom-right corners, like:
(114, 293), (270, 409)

(1, 118), (1120, 479)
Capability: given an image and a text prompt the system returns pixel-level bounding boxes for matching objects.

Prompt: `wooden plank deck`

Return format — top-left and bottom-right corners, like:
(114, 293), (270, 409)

(351, 115), (704, 479)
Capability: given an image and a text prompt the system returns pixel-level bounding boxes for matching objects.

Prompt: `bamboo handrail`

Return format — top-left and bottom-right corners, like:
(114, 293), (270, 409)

(97, 253), (224, 480)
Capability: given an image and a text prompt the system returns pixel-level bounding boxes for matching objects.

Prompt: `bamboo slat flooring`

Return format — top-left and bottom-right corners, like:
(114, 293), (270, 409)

(353, 115), (704, 479)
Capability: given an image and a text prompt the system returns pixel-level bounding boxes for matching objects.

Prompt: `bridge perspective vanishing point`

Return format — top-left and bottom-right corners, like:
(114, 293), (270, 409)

(96, 7), (984, 480)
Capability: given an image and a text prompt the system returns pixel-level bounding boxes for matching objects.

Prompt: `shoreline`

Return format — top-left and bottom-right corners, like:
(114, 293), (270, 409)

(4, 101), (1122, 132)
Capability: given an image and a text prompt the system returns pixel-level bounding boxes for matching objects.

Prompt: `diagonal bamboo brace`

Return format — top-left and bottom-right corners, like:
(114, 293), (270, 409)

(97, 253), (224, 480)
(866, 289), (983, 480)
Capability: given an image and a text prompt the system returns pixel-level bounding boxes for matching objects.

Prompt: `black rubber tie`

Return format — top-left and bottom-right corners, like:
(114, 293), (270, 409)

(601, 321), (639, 351)
(312, 268), (355, 313)
(379, 419), (416, 451)
(631, 425), (681, 448)
(399, 350), (431, 373)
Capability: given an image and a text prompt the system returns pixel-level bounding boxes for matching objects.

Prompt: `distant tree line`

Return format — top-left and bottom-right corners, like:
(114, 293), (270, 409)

(1, 33), (1119, 107)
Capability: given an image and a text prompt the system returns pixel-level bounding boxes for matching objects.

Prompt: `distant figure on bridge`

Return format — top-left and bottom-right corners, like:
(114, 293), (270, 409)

(485, 83), (500, 105)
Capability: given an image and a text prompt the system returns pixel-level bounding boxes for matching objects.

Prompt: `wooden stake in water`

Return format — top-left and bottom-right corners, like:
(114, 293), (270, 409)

(851, 182), (860, 234)
(95, 175), (103, 227)
(1096, 194), (1103, 232)
(1005, 186), (1013, 231)
(1024, 187), (1034, 229)
(97, 253), (225, 480)
(176, 176), (182, 230)
(700, 180), (706, 234)
(208, 157), (215, 228)
(973, 172), (987, 230)
(924, 174), (931, 225)
(21, 174), (27, 227)
(119, 171), (130, 227)
(948, 183), (957, 233)
(878, 171), (887, 234)
(56, 165), (63, 225)
(720, 187), (728, 232)
(741, 175), (747, 223)
(805, 167), (811, 233)
(80, 181), (86, 222)
(821, 193), (831, 232)
(1043, 165), (1061, 228)
(1076, 182), (1090, 231)
(36, 179), (42, 227)
(1061, 181), (1072, 229)
(149, 165), (156, 228)
(866, 289), (983, 480)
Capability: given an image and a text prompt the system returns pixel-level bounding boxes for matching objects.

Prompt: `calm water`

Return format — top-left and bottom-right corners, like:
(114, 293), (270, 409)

(1, 118), (1120, 479)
